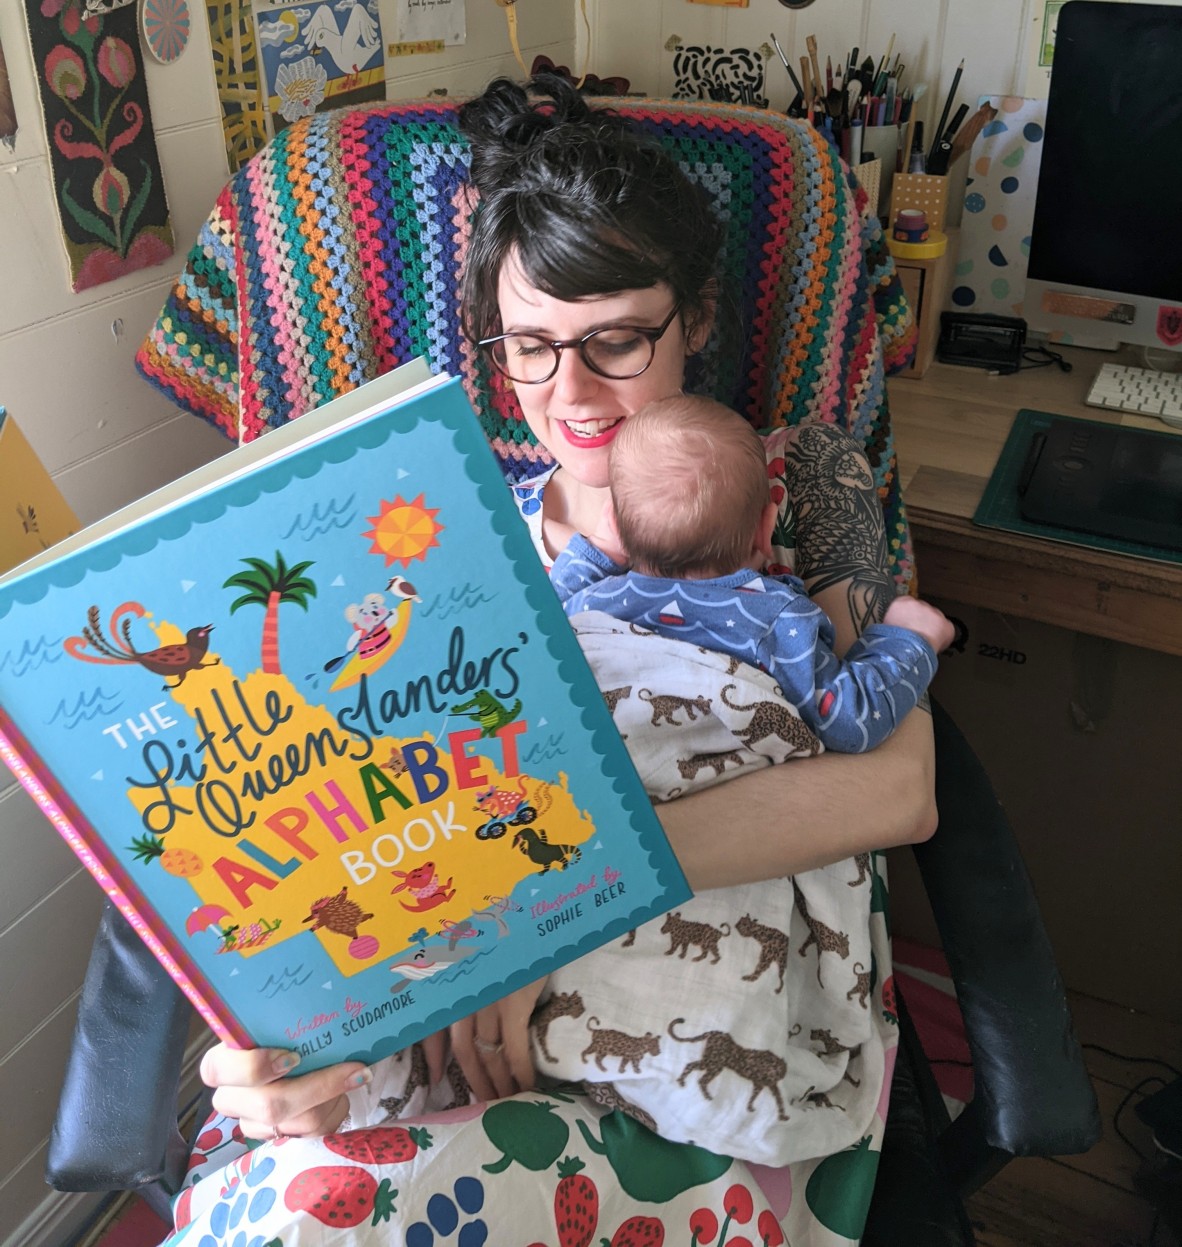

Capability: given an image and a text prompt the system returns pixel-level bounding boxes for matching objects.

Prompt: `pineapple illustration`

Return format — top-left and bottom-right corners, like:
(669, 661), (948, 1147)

(129, 834), (205, 877)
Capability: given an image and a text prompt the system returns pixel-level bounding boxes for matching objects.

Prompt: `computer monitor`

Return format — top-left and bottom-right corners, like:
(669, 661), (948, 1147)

(1024, 1), (1182, 356)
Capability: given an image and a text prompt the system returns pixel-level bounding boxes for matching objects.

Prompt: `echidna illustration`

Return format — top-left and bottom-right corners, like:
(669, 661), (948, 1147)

(301, 887), (374, 939)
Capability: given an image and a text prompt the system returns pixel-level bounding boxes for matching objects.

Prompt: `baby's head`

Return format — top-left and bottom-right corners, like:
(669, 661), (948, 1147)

(610, 396), (770, 579)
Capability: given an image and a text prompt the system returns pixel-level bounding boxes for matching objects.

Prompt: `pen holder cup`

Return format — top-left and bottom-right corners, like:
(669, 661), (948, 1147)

(859, 125), (899, 213)
(890, 172), (949, 233)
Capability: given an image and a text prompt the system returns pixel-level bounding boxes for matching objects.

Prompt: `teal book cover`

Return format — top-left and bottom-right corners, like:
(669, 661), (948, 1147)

(0, 366), (689, 1069)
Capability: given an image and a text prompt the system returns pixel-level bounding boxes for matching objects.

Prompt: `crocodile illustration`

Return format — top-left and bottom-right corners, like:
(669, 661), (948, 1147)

(451, 689), (522, 737)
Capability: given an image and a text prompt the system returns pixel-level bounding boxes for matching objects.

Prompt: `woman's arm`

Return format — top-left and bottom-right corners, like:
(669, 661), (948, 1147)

(659, 708), (935, 890)
(671, 418), (935, 893)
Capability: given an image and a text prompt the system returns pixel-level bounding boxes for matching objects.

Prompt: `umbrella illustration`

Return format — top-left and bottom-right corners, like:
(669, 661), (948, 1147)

(186, 904), (231, 936)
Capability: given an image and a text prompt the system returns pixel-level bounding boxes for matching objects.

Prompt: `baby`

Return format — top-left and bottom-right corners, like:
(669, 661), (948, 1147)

(551, 394), (953, 754)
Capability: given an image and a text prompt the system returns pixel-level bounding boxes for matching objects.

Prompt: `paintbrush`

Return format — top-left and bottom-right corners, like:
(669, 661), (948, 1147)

(806, 35), (824, 110)
(770, 32), (805, 100)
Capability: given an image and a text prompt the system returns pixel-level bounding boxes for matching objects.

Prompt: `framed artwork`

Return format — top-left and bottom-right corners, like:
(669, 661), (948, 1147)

(204, 0), (269, 172)
(255, 0), (385, 131)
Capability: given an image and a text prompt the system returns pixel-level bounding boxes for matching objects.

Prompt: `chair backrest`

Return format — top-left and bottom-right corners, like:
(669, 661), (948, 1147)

(135, 98), (916, 584)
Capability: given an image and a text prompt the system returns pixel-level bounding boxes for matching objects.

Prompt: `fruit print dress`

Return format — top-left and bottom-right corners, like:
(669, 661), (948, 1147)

(164, 434), (901, 1247)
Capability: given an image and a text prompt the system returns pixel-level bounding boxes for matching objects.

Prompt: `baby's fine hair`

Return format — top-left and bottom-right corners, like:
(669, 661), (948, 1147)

(611, 397), (769, 579)
(457, 75), (724, 347)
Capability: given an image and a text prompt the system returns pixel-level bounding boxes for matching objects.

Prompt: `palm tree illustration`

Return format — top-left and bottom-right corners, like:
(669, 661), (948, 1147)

(224, 552), (317, 674)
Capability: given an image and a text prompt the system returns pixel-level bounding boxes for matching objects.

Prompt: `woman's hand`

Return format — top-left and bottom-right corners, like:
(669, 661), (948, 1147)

(199, 1044), (373, 1142)
(447, 977), (546, 1102)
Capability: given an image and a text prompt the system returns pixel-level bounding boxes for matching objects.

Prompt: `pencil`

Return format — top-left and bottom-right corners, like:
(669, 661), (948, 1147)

(929, 57), (964, 165)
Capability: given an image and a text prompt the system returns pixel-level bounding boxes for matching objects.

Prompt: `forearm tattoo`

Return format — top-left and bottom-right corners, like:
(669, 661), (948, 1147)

(781, 423), (894, 633)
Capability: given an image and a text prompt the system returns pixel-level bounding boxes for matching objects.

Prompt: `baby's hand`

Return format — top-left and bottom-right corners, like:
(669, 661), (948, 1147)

(883, 596), (955, 655)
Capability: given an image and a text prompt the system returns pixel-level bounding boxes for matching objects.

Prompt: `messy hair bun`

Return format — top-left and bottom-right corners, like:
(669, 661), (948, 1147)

(457, 74), (723, 346)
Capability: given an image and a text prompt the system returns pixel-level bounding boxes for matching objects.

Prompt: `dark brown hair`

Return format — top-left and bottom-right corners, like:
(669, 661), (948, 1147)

(457, 74), (724, 346)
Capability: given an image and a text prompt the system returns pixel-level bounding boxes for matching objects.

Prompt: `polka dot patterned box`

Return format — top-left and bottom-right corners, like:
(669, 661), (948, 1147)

(952, 96), (1049, 318)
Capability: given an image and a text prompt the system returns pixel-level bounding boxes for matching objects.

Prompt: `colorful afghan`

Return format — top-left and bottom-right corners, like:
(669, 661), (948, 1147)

(136, 98), (918, 585)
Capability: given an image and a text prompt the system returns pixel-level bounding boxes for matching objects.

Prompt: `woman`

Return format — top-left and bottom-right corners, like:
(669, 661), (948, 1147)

(182, 76), (935, 1245)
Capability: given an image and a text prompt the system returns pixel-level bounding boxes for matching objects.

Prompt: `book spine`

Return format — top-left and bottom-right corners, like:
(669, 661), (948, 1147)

(0, 708), (251, 1050)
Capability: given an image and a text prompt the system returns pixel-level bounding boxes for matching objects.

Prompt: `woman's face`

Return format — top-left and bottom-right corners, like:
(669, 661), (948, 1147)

(495, 253), (697, 490)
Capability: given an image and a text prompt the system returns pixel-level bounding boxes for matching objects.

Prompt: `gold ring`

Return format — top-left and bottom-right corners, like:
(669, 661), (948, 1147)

(474, 1037), (505, 1055)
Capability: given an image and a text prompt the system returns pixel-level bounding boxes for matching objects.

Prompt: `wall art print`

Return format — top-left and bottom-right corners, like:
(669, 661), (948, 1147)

(204, 0), (269, 173)
(255, 0), (385, 132)
(25, 0), (174, 293)
(142, 0), (192, 64)
(669, 42), (767, 107)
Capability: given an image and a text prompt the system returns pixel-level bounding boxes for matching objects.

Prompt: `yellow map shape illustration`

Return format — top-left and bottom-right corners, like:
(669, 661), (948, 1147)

(123, 631), (594, 976)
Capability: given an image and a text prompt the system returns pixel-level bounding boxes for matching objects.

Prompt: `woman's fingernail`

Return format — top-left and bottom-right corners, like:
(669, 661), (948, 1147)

(349, 1068), (373, 1088)
(272, 1052), (301, 1076)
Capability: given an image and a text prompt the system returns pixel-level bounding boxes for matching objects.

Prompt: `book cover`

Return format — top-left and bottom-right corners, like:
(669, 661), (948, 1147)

(0, 409), (80, 575)
(0, 365), (689, 1069)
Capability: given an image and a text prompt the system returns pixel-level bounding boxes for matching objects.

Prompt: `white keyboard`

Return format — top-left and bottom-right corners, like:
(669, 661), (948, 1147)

(1084, 362), (1182, 428)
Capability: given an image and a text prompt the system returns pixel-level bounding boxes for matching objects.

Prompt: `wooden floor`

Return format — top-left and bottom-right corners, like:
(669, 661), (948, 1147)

(965, 992), (1182, 1247)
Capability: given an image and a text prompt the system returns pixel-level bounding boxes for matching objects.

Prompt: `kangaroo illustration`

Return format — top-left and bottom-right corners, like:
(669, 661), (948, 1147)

(390, 862), (455, 911)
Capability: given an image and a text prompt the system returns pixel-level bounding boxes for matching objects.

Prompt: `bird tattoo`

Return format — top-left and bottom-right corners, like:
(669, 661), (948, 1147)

(65, 602), (220, 689)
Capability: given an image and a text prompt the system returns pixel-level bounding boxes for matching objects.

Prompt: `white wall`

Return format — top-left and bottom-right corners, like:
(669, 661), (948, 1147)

(0, 4), (576, 1243)
(581, 0), (1036, 134)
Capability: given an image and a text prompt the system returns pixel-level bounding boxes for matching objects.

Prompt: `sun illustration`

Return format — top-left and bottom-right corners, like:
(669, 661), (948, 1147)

(364, 494), (443, 567)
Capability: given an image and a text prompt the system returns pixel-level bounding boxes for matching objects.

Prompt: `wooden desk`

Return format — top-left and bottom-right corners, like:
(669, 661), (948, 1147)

(889, 345), (1182, 656)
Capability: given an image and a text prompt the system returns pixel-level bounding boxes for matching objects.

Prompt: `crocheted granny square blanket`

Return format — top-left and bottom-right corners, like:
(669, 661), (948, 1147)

(136, 99), (917, 584)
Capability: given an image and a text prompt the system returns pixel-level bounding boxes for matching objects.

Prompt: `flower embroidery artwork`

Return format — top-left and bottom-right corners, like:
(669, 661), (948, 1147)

(26, 0), (174, 292)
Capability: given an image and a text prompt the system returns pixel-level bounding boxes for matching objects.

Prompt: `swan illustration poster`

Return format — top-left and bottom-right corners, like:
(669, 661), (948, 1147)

(0, 364), (689, 1069)
(255, 0), (385, 131)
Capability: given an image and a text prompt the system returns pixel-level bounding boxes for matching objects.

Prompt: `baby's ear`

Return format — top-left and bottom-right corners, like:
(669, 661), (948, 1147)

(684, 280), (718, 355)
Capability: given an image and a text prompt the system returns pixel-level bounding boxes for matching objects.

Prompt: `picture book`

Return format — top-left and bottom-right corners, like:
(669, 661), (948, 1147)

(0, 363), (690, 1070)
(0, 408), (79, 575)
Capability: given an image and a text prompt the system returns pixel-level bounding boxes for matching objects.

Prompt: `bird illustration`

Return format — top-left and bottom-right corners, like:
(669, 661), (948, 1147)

(65, 603), (220, 689)
(303, 2), (380, 75)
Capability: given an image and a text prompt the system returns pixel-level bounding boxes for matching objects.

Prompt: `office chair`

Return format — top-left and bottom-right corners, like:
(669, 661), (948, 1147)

(46, 96), (1101, 1243)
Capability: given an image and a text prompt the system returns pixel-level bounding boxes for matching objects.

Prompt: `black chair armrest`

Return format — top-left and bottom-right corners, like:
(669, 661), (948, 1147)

(47, 901), (193, 1201)
(919, 699), (1101, 1192)
(864, 987), (976, 1247)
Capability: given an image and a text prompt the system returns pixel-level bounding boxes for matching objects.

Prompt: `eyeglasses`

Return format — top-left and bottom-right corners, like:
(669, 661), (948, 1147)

(477, 303), (682, 385)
